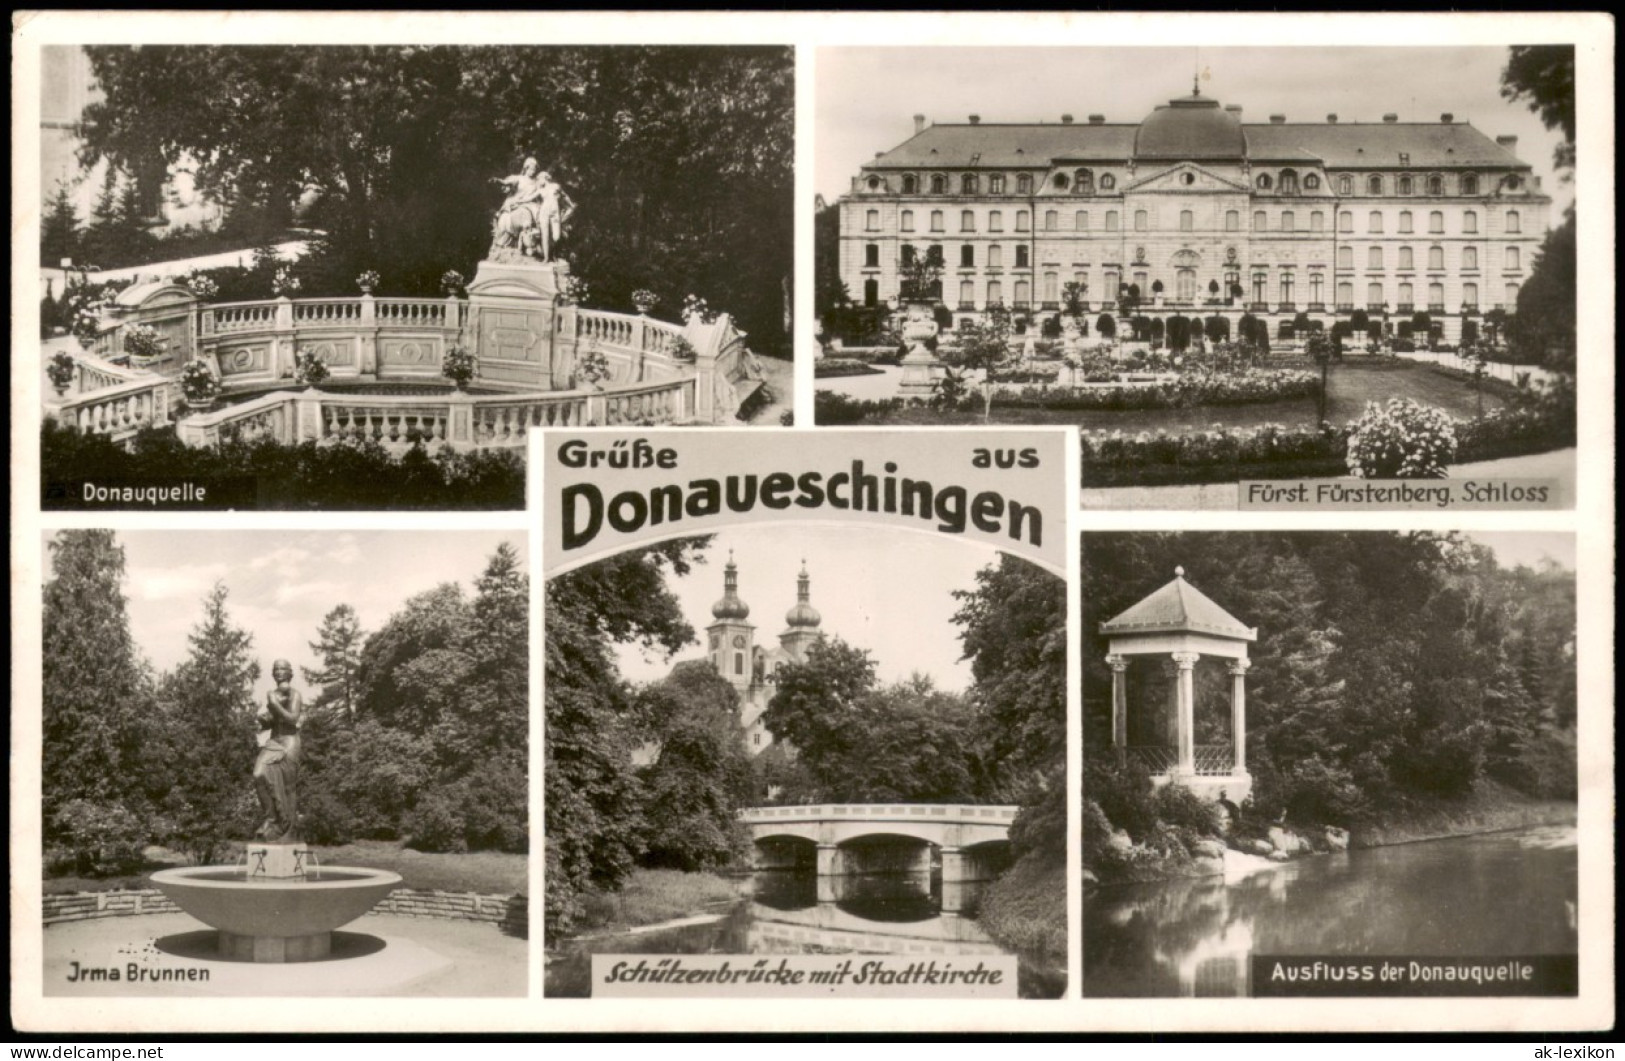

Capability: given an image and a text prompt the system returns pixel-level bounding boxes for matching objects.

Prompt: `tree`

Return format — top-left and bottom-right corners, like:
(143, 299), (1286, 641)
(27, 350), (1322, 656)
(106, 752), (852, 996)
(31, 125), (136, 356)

(544, 538), (710, 934)
(1509, 214), (1576, 373)
(763, 642), (977, 803)
(634, 662), (754, 871)
(947, 302), (1014, 422)
(79, 46), (794, 353)
(953, 555), (1066, 802)
(41, 184), (82, 267)
(453, 542), (529, 761)
(354, 583), (473, 738)
(303, 604), (367, 726)
(42, 532), (153, 858)
(156, 581), (260, 864)
(1096, 313), (1116, 340)
(1501, 46), (1575, 175)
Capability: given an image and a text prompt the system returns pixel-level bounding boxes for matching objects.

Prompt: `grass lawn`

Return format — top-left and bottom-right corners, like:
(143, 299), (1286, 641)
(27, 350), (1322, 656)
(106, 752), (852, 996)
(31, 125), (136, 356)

(844, 360), (1509, 431)
(574, 868), (742, 934)
(45, 839), (526, 897)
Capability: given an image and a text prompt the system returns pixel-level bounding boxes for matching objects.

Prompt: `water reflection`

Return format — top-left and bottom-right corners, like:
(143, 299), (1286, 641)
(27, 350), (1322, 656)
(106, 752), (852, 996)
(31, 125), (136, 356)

(547, 868), (1065, 998)
(1084, 824), (1580, 997)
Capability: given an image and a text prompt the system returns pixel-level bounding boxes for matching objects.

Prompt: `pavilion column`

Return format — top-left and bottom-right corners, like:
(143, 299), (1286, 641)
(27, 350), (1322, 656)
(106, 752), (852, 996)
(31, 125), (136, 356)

(1228, 659), (1251, 774)
(1171, 652), (1200, 776)
(1107, 654), (1128, 761)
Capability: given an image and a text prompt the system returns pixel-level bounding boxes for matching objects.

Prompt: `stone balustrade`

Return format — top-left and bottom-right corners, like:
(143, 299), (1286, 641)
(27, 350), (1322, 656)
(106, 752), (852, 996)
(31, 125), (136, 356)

(52, 374), (172, 443)
(175, 377), (696, 451)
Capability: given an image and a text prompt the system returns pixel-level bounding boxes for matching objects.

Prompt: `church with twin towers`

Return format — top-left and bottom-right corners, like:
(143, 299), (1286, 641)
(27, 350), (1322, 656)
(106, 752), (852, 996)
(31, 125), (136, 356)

(704, 553), (824, 756)
(838, 79), (1550, 345)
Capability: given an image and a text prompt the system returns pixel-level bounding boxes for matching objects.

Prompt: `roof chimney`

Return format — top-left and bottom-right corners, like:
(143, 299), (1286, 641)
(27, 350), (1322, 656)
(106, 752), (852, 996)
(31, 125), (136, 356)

(1269, 114), (1286, 124)
(1440, 113), (1454, 124)
(874, 152), (883, 159)
(1533, 175), (1543, 190)
(1224, 104), (1242, 116)
(1088, 114), (1105, 124)
(968, 114), (980, 125)
(1383, 113), (1398, 123)
(1496, 134), (1518, 151)
(913, 114), (926, 135)
(1061, 113), (1074, 124)
(1326, 113), (1338, 123)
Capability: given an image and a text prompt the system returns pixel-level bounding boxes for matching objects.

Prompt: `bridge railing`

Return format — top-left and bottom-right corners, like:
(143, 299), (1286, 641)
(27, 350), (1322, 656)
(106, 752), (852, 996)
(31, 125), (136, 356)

(739, 804), (1019, 825)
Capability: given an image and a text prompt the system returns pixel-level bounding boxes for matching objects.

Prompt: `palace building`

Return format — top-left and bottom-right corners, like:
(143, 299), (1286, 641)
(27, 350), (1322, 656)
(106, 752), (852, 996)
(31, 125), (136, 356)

(837, 82), (1550, 344)
(703, 553), (823, 755)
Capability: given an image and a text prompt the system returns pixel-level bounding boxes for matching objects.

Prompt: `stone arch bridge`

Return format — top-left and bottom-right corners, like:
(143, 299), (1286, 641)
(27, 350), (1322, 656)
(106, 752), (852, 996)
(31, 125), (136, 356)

(739, 804), (1019, 885)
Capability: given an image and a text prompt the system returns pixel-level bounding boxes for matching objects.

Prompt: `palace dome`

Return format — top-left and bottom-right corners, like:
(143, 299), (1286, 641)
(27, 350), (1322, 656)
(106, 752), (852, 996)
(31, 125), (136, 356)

(1134, 91), (1246, 161)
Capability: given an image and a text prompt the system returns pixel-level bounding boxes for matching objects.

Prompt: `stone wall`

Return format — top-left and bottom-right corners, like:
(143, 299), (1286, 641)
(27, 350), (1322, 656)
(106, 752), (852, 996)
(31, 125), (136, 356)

(43, 887), (528, 937)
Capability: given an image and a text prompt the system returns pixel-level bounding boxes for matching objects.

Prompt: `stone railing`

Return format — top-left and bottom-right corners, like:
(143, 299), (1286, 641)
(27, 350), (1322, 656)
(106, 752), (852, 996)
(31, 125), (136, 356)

(52, 374), (172, 443)
(176, 377), (697, 450)
(1397, 350), (1561, 387)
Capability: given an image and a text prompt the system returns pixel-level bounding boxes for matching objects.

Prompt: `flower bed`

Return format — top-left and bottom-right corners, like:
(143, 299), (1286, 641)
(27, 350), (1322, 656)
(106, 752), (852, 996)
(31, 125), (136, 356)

(814, 357), (886, 380)
(1081, 380), (1575, 488)
(991, 369), (1318, 412)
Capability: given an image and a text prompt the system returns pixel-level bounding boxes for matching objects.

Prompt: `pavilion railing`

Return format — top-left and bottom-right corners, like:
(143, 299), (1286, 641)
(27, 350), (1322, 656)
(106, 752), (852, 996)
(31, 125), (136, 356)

(1125, 745), (1236, 776)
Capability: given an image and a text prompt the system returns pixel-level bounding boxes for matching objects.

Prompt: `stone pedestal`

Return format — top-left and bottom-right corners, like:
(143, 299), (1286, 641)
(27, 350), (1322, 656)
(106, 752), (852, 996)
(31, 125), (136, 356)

(245, 842), (312, 879)
(466, 259), (576, 390)
(896, 301), (943, 397)
(221, 929), (332, 963)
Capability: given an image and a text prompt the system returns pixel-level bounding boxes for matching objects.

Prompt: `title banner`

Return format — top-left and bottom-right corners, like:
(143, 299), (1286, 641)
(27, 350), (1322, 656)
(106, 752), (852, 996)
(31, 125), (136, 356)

(540, 428), (1069, 576)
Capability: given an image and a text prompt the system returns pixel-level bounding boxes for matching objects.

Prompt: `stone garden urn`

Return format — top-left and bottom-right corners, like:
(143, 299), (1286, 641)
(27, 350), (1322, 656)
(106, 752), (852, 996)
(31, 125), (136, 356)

(896, 301), (944, 397)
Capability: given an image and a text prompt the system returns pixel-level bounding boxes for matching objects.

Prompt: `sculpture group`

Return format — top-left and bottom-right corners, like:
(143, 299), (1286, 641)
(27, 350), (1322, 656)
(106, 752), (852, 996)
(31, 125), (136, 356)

(490, 156), (574, 263)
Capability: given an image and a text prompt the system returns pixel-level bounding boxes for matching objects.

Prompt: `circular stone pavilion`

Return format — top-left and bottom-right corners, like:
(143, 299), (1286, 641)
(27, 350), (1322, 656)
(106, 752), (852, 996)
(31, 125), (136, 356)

(1101, 566), (1256, 805)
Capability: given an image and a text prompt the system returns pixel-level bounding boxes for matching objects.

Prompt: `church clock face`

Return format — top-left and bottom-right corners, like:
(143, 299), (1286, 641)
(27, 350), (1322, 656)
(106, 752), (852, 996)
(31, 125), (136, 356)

(732, 635), (747, 648)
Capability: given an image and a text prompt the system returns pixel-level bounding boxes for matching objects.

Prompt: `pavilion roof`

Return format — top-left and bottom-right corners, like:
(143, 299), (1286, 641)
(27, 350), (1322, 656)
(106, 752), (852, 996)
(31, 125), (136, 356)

(1101, 568), (1257, 641)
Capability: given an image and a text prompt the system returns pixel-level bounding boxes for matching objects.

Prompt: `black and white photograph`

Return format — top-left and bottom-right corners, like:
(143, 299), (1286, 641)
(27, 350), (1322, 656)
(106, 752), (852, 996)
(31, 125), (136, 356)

(544, 525), (1066, 999)
(813, 46), (1577, 510)
(1080, 531), (1578, 997)
(34, 42), (794, 510)
(39, 529), (529, 996)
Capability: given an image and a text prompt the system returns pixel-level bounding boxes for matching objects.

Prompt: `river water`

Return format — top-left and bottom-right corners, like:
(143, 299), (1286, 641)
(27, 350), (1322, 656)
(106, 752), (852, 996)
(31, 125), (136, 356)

(1083, 824), (1578, 997)
(547, 869), (1065, 998)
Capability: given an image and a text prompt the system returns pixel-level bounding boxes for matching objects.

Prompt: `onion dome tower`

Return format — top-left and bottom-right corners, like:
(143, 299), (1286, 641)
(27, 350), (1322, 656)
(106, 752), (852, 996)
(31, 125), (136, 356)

(779, 560), (823, 659)
(707, 551), (755, 693)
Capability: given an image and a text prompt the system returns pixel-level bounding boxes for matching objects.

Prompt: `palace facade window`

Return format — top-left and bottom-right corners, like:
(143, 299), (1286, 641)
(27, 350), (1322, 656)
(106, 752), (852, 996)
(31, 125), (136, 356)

(930, 210), (944, 232)
(1429, 211), (1445, 233)
(1506, 210), (1521, 233)
(1016, 210), (1030, 232)
(1180, 209), (1193, 231)
(1506, 247), (1521, 269)
(1399, 246), (1414, 269)
(1428, 245), (1444, 269)
(864, 244), (879, 267)
(900, 209), (914, 231)
(1369, 210), (1383, 233)
(961, 210), (975, 232)
(1225, 210), (1240, 231)
(1462, 246), (1477, 270)
(1399, 210), (1413, 233)
(865, 209), (879, 231)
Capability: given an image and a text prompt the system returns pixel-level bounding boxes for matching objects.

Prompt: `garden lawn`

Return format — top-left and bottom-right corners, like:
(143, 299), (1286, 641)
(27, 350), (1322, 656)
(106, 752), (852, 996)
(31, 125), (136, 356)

(841, 360), (1507, 430)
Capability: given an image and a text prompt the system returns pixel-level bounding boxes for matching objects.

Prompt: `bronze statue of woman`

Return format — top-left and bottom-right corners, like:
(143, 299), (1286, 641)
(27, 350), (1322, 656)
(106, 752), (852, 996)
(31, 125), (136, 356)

(253, 659), (305, 843)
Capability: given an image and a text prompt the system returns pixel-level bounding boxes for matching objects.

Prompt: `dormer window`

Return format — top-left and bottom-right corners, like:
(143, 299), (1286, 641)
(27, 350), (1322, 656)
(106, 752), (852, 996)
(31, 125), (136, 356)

(902, 174), (917, 194)
(1427, 174), (1444, 196)
(1053, 173), (1070, 190)
(1075, 169), (1094, 195)
(1304, 173), (1321, 191)
(1099, 174), (1116, 191)
(1399, 175), (1413, 195)
(1367, 175), (1383, 195)
(1279, 170), (1299, 194)
(1338, 175), (1353, 196)
(867, 176), (881, 191)
(1016, 174), (1033, 194)
(931, 174), (947, 194)
(989, 174), (1005, 194)
(1462, 174), (1479, 195)
(961, 174), (979, 194)
(1256, 174), (1273, 190)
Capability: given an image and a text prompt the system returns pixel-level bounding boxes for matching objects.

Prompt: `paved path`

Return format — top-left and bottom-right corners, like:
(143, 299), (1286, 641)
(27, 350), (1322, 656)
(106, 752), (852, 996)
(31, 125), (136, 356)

(44, 911), (526, 997)
(40, 237), (317, 296)
(1082, 448), (1578, 510)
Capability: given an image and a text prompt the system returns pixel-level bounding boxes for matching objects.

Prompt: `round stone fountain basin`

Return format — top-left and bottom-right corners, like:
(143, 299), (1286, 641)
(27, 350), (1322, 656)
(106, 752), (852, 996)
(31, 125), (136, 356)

(151, 866), (401, 963)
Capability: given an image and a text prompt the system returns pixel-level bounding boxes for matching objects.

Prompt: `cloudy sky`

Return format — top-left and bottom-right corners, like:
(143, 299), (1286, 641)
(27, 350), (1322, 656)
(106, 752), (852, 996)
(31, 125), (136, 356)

(66, 530), (525, 691)
(610, 524), (1034, 692)
(1466, 531), (1575, 572)
(815, 46), (1570, 212)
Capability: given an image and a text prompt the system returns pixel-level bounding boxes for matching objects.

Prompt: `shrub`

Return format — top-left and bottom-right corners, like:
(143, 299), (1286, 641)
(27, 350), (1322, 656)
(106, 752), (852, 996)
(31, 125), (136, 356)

(293, 349), (331, 387)
(1153, 784), (1224, 838)
(1083, 757), (1157, 842)
(50, 799), (148, 876)
(1346, 398), (1457, 478)
(405, 791), (467, 853)
(47, 351), (77, 392)
(179, 360), (221, 402)
(813, 391), (904, 424)
(813, 357), (884, 379)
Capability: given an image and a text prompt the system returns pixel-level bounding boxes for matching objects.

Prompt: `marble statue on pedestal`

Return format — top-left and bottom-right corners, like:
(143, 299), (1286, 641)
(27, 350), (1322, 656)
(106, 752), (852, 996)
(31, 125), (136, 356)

(253, 659), (304, 843)
(490, 158), (575, 263)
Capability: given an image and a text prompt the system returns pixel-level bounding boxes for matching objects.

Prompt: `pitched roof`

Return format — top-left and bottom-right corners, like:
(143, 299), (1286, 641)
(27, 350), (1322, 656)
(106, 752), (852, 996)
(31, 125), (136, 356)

(1101, 569), (1257, 641)
(868, 123), (1137, 169)
(863, 116), (1528, 172)
(1243, 121), (1528, 169)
